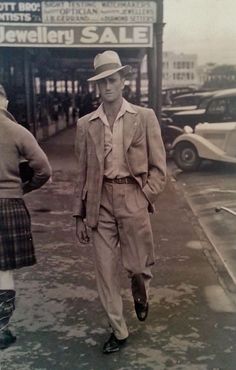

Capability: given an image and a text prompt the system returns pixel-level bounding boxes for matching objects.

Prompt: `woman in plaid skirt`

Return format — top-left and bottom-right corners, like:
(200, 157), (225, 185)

(0, 85), (52, 349)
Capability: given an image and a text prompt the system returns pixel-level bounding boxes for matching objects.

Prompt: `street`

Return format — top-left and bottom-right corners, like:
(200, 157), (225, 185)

(1, 127), (236, 370)
(170, 160), (236, 291)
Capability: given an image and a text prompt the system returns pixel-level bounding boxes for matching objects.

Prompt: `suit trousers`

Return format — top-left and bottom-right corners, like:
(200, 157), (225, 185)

(92, 181), (155, 340)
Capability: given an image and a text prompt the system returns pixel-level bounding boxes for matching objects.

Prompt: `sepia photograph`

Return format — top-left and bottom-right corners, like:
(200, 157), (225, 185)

(0, 1), (236, 369)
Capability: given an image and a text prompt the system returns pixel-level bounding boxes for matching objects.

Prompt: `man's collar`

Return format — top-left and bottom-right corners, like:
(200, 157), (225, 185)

(89, 103), (104, 121)
(89, 98), (136, 122)
(118, 98), (136, 117)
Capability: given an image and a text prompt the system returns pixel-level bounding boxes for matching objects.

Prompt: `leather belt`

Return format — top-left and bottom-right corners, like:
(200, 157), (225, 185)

(104, 176), (136, 184)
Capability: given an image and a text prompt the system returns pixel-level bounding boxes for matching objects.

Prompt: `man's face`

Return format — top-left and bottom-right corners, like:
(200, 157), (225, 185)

(97, 72), (125, 103)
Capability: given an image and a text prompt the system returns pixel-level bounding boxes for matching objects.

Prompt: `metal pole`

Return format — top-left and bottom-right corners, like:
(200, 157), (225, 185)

(156, 0), (164, 122)
(147, 0), (164, 122)
(147, 35), (157, 112)
(136, 63), (141, 104)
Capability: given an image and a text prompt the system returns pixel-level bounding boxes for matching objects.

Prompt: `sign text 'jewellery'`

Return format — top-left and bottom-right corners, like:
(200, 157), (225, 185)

(0, 1), (156, 47)
(0, 25), (153, 47)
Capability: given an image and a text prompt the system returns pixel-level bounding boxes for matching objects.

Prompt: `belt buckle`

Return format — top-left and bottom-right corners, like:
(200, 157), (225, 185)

(116, 178), (123, 184)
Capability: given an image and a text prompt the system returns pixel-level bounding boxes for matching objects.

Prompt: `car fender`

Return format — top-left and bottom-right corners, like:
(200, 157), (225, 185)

(165, 125), (183, 133)
(172, 133), (227, 161)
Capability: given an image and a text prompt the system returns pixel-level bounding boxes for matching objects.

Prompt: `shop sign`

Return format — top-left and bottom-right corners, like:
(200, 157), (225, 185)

(0, 1), (156, 24)
(42, 1), (156, 24)
(0, 1), (156, 47)
(0, 24), (153, 47)
(0, 2), (42, 22)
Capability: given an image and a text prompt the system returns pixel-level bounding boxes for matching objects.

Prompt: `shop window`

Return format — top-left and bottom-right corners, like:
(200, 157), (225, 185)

(56, 80), (66, 93)
(46, 80), (54, 93)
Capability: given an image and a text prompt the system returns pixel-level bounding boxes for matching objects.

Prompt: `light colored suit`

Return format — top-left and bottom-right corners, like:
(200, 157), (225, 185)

(74, 103), (166, 339)
(74, 104), (166, 227)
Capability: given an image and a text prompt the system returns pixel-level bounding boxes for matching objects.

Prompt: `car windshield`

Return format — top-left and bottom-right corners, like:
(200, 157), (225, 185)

(198, 97), (213, 109)
(172, 96), (199, 107)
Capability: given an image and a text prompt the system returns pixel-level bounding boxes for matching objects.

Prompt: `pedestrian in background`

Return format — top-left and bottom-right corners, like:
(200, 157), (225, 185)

(74, 50), (166, 354)
(0, 85), (52, 349)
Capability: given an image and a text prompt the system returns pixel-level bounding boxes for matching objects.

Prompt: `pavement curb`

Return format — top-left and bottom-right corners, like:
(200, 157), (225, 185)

(169, 174), (236, 294)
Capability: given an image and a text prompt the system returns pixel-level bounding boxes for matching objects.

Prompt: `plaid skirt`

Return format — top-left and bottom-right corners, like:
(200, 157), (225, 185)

(0, 198), (36, 270)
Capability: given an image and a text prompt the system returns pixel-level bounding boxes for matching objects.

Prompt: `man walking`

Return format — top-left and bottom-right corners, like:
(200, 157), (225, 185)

(0, 85), (51, 349)
(74, 51), (166, 354)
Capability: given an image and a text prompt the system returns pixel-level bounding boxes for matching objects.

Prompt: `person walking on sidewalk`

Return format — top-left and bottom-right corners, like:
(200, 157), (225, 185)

(0, 85), (52, 349)
(74, 51), (166, 354)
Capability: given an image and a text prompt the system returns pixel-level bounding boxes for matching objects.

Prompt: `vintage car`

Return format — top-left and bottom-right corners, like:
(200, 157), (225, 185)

(162, 86), (197, 106)
(162, 91), (215, 118)
(171, 88), (236, 128)
(172, 122), (236, 171)
(161, 91), (220, 152)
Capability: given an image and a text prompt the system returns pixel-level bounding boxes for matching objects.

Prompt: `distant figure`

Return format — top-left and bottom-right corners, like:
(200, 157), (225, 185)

(51, 93), (60, 121)
(163, 90), (172, 106)
(0, 85), (52, 349)
(79, 90), (94, 117)
(62, 92), (71, 123)
(74, 50), (166, 354)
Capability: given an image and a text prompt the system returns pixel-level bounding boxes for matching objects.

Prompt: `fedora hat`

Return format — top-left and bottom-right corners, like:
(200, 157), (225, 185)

(87, 50), (131, 82)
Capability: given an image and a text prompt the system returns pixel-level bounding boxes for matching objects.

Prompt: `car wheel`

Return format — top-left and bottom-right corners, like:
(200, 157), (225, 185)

(173, 141), (201, 171)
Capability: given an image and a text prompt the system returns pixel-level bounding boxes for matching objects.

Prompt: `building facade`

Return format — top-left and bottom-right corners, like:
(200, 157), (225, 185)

(162, 51), (200, 89)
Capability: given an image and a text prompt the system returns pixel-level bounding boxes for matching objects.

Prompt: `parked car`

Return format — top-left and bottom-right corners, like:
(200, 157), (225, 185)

(172, 121), (236, 171)
(171, 89), (236, 128)
(160, 121), (183, 155)
(161, 91), (219, 152)
(162, 86), (197, 106)
(162, 91), (215, 118)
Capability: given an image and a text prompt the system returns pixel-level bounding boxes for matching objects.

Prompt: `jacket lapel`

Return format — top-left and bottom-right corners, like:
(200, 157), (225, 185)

(123, 111), (138, 152)
(88, 110), (138, 160)
(88, 118), (105, 163)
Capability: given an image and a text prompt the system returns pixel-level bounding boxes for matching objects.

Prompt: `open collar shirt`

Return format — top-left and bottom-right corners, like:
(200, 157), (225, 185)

(90, 98), (136, 179)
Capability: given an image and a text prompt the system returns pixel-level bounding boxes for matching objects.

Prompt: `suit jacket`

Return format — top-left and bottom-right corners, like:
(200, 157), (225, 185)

(74, 103), (166, 228)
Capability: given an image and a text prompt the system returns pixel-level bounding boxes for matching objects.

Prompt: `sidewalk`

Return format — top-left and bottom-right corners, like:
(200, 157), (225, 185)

(1, 127), (236, 370)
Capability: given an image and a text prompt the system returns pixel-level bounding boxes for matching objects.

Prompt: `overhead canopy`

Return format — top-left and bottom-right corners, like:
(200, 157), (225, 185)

(0, 1), (164, 126)
(31, 47), (146, 80)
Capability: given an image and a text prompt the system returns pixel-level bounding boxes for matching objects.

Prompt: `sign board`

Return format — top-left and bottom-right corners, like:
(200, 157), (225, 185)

(0, 1), (156, 47)
(0, 2), (42, 22)
(0, 24), (152, 47)
(42, 1), (156, 24)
